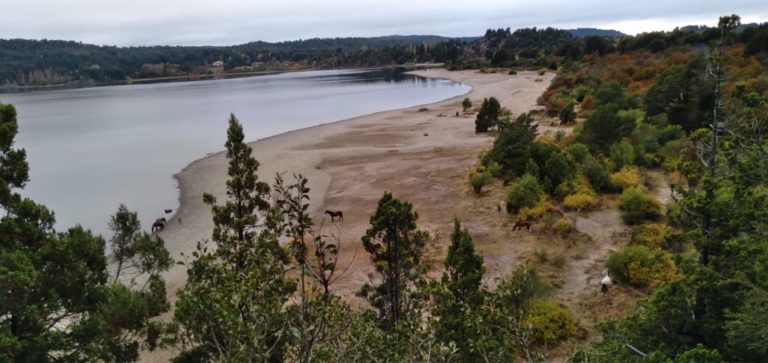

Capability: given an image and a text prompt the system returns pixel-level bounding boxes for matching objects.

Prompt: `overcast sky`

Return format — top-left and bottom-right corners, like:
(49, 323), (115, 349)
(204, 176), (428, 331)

(3, 1), (767, 46)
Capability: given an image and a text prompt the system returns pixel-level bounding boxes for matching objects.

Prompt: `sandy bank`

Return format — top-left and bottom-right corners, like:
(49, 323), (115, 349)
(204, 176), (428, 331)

(158, 68), (553, 298)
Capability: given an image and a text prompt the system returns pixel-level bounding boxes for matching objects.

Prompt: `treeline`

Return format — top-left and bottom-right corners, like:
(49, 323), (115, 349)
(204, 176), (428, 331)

(471, 14), (768, 361)
(0, 36), (472, 88)
(8, 21), (768, 89)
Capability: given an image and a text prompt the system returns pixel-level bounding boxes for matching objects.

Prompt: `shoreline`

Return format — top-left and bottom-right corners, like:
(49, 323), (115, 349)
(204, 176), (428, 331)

(159, 67), (552, 296)
(142, 68), (553, 361)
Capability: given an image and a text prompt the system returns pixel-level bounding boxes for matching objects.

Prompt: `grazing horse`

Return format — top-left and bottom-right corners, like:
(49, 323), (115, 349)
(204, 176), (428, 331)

(152, 218), (166, 233)
(325, 210), (343, 222)
(164, 209), (173, 214)
(601, 269), (612, 293)
(512, 220), (531, 231)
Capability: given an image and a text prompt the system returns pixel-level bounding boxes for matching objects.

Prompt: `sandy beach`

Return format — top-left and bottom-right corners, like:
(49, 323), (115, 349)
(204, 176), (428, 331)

(158, 68), (552, 296)
(141, 68), (554, 361)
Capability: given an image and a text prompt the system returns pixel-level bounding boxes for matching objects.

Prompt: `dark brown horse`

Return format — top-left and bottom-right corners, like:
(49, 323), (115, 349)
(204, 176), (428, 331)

(152, 217), (166, 233)
(512, 220), (532, 231)
(325, 210), (343, 222)
(164, 209), (173, 214)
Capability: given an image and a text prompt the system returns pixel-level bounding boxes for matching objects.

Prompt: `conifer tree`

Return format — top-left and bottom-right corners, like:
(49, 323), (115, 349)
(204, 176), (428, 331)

(174, 114), (294, 362)
(359, 192), (427, 330)
(433, 220), (484, 362)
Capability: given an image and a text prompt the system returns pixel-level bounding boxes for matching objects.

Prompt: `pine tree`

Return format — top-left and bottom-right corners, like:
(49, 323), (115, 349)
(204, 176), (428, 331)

(434, 220), (484, 362)
(174, 114), (294, 362)
(359, 192), (427, 330)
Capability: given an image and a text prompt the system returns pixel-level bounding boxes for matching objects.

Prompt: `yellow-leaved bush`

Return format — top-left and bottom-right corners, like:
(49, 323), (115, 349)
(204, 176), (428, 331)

(523, 299), (579, 345)
(610, 166), (642, 190)
(606, 245), (680, 289)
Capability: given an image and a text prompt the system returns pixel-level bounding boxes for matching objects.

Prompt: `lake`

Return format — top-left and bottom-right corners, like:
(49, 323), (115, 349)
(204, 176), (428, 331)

(3, 68), (469, 236)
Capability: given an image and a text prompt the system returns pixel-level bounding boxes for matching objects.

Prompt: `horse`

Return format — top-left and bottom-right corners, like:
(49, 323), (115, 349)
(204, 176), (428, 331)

(325, 210), (343, 222)
(512, 220), (531, 231)
(164, 209), (173, 214)
(601, 269), (612, 293)
(152, 218), (167, 233)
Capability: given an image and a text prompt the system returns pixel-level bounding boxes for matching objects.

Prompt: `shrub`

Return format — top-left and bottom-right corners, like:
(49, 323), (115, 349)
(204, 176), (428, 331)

(552, 217), (575, 236)
(524, 299), (579, 345)
(581, 155), (611, 192)
(630, 223), (671, 249)
(609, 139), (635, 170)
(563, 193), (599, 211)
(610, 167), (642, 190)
(564, 143), (589, 164)
(506, 174), (543, 214)
(468, 171), (493, 194)
(606, 245), (679, 288)
(618, 186), (661, 225)
(518, 197), (554, 221)
(559, 102), (577, 125)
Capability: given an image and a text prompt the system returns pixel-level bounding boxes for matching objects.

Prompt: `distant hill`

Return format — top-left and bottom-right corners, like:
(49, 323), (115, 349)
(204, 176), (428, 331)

(567, 28), (626, 38)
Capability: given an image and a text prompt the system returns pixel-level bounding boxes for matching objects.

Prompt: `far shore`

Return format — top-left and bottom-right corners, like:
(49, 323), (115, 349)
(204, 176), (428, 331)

(0, 63), (444, 94)
(141, 68), (553, 361)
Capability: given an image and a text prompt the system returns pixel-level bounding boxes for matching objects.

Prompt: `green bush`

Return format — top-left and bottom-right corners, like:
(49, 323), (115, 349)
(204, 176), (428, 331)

(506, 173), (543, 214)
(523, 299), (579, 345)
(564, 143), (589, 164)
(606, 245), (679, 288)
(580, 155), (611, 192)
(609, 138), (635, 171)
(618, 186), (661, 225)
(468, 171), (493, 194)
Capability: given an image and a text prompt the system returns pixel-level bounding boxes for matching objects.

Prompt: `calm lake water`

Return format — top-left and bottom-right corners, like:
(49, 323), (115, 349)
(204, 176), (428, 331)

(3, 68), (469, 236)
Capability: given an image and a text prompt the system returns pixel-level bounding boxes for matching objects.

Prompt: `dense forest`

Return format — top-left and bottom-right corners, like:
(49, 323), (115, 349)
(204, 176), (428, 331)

(2, 13), (768, 362)
(2, 28), (623, 89)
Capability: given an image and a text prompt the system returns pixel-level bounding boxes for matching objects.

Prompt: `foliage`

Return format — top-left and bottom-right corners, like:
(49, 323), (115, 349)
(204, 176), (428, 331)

(462, 97), (472, 112)
(580, 154), (612, 192)
(468, 170), (492, 194)
(0, 100), (171, 362)
(173, 114), (294, 362)
(523, 299), (578, 346)
(617, 186), (661, 225)
(506, 173), (543, 214)
(564, 143), (590, 163)
(563, 193), (599, 211)
(610, 166), (642, 190)
(475, 97), (502, 133)
(542, 152), (573, 193)
(606, 245), (680, 288)
(552, 217), (575, 236)
(482, 113), (538, 179)
(359, 192), (428, 330)
(432, 220), (485, 362)
(609, 138), (636, 170)
(558, 101), (577, 124)
(630, 223), (674, 250)
(580, 104), (637, 153)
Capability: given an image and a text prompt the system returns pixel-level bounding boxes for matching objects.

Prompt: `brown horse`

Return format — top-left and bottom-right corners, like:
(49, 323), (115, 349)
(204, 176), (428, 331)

(512, 220), (532, 231)
(325, 210), (343, 222)
(152, 217), (166, 233)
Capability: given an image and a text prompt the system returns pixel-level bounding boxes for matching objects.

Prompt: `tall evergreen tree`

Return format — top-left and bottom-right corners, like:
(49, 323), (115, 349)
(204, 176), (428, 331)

(174, 114), (294, 362)
(358, 192), (427, 330)
(433, 220), (484, 362)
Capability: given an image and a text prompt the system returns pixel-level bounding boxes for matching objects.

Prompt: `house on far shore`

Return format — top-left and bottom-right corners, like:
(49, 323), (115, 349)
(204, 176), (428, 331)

(212, 60), (224, 67)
